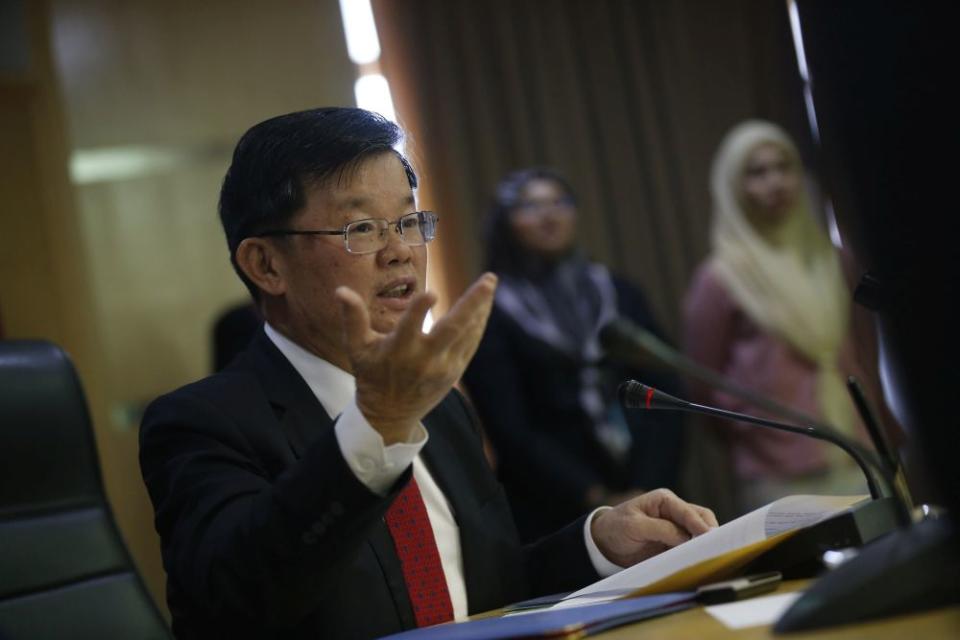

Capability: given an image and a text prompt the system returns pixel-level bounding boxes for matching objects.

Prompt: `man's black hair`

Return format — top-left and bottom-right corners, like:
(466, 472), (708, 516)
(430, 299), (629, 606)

(483, 167), (577, 277)
(219, 107), (417, 299)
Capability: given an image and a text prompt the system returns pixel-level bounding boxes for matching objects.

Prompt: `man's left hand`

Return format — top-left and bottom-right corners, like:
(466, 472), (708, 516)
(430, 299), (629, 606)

(590, 489), (718, 567)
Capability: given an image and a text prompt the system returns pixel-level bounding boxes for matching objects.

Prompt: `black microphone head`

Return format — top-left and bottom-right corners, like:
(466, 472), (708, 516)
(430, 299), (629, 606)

(599, 318), (629, 351)
(618, 380), (689, 410)
(600, 318), (675, 372)
(618, 380), (644, 408)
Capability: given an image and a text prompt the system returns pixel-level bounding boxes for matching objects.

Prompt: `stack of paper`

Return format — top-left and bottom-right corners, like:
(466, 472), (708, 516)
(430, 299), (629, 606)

(554, 494), (866, 608)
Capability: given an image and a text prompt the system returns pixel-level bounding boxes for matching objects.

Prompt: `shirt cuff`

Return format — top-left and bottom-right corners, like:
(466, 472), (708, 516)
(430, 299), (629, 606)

(334, 398), (427, 495)
(583, 506), (626, 578)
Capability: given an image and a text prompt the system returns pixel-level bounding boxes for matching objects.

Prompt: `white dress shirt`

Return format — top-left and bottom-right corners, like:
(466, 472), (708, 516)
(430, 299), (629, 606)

(264, 324), (621, 620)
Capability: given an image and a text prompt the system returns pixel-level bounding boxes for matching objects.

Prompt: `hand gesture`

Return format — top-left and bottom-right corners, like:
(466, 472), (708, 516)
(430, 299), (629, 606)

(336, 273), (497, 444)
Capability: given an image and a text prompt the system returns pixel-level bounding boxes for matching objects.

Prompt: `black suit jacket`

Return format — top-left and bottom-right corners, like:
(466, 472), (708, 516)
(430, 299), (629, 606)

(462, 275), (685, 541)
(140, 331), (598, 639)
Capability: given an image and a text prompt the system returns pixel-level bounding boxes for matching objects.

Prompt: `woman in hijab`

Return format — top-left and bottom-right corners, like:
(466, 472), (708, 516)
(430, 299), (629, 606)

(683, 120), (873, 512)
(462, 167), (684, 542)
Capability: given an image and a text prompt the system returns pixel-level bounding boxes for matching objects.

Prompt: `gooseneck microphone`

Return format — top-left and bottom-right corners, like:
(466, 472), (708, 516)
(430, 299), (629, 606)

(600, 317), (829, 428)
(618, 380), (906, 520)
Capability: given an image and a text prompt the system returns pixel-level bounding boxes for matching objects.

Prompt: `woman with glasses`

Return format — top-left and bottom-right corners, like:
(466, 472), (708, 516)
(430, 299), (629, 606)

(462, 167), (685, 542)
(683, 120), (881, 512)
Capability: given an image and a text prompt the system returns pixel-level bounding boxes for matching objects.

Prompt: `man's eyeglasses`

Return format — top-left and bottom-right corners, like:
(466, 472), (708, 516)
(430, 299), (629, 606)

(254, 211), (439, 255)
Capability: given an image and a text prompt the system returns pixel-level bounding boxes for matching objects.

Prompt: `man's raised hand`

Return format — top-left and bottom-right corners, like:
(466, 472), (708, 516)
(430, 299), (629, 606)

(336, 273), (497, 444)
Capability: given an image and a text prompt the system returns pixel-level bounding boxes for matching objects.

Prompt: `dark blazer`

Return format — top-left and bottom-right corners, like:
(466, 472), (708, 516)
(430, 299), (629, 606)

(462, 275), (685, 542)
(140, 330), (598, 639)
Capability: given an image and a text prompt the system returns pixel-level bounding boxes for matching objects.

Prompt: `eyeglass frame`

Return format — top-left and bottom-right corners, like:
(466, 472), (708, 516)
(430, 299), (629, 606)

(251, 210), (439, 255)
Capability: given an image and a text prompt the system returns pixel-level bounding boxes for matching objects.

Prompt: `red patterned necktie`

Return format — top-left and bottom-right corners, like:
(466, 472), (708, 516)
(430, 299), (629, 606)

(384, 475), (454, 627)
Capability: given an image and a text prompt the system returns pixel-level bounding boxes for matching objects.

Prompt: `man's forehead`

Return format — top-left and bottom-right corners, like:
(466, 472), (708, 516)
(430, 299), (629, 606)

(309, 153), (413, 203)
(322, 192), (416, 214)
(302, 181), (415, 225)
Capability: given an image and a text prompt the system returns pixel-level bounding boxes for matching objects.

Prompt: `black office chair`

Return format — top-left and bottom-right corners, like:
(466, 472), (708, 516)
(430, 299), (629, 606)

(0, 340), (171, 639)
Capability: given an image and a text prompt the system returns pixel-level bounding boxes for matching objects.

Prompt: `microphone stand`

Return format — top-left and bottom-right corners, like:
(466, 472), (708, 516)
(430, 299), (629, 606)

(619, 380), (959, 631)
(664, 395), (877, 499)
(618, 381), (912, 525)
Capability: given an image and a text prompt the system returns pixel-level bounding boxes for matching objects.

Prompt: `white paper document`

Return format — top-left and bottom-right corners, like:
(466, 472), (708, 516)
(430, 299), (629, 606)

(553, 494), (865, 609)
(705, 592), (803, 629)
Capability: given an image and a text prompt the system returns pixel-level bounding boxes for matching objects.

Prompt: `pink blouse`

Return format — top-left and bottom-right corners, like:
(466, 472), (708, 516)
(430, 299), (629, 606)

(683, 263), (872, 480)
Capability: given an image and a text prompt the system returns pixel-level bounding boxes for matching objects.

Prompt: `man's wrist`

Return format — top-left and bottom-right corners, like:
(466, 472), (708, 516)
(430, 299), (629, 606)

(335, 399), (427, 495)
(583, 506), (624, 578)
(355, 396), (419, 445)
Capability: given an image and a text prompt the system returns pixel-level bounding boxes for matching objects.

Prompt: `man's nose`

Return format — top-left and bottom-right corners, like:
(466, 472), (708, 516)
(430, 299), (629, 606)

(378, 225), (413, 263)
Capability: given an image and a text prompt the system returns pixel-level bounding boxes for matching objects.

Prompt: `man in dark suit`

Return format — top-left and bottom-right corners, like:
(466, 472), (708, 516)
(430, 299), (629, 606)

(139, 107), (717, 639)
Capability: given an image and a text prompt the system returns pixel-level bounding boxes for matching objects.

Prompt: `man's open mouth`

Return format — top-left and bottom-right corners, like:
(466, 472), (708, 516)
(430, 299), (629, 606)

(378, 279), (415, 299)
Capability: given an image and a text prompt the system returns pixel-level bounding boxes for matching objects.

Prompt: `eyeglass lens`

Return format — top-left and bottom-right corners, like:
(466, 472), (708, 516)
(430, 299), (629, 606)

(345, 212), (437, 254)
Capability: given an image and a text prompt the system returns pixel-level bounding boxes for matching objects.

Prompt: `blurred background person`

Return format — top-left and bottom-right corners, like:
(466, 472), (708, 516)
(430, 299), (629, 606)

(463, 167), (685, 542)
(683, 120), (874, 512)
(211, 302), (261, 372)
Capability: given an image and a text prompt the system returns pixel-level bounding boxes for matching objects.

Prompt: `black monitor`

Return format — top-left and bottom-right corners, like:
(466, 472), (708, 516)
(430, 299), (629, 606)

(791, 0), (957, 519)
(774, 2), (959, 632)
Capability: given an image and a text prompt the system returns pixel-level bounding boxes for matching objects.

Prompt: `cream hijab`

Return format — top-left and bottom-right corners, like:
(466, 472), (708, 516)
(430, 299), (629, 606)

(709, 120), (856, 438)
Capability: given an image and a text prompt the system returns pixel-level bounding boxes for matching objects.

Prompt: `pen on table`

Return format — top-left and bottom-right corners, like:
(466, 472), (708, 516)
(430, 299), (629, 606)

(696, 572), (783, 605)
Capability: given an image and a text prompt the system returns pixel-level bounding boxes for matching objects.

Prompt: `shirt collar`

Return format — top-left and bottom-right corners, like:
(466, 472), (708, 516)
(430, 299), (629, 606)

(263, 322), (354, 418)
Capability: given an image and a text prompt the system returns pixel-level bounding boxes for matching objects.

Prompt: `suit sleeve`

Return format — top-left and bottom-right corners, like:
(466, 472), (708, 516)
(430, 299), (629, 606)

(139, 377), (408, 629)
(610, 276), (686, 491)
(612, 275), (685, 394)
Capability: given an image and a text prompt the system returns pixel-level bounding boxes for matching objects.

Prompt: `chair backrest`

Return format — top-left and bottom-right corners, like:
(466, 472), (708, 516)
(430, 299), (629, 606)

(0, 340), (171, 639)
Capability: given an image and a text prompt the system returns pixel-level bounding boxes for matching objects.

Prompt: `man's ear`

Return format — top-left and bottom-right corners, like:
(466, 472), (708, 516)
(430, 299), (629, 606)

(235, 238), (287, 296)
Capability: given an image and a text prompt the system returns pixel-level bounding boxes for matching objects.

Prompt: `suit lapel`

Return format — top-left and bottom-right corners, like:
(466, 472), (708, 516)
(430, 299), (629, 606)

(241, 330), (334, 458)
(420, 410), (478, 522)
(242, 330), (417, 627)
(368, 517), (416, 628)
(421, 406), (497, 611)
(242, 332), (492, 625)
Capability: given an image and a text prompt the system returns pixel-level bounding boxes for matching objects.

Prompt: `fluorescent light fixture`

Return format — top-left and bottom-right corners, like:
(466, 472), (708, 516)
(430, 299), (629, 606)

(338, 0), (381, 65)
(355, 74), (397, 122)
(70, 146), (186, 184)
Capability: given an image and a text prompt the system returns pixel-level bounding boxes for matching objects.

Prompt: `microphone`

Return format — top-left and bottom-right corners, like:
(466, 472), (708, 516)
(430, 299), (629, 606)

(846, 376), (915, 517)
(604, 318), (913, 523)
(600, 318), (828, 428)
(618, 381), (912, 525)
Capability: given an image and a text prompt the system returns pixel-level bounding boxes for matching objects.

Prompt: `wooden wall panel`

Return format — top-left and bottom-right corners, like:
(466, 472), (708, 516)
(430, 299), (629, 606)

(2, 0), (356, 615)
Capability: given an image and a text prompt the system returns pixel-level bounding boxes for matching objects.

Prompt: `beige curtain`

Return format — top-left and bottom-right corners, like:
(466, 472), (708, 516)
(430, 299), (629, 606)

(373, 0), (814, 520)
(373, 0), (813, 333)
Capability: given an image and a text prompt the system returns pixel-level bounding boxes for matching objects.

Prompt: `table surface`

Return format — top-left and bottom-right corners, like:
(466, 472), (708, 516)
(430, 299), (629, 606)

(590, 580), (960, 639)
